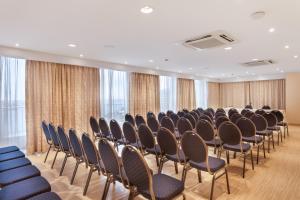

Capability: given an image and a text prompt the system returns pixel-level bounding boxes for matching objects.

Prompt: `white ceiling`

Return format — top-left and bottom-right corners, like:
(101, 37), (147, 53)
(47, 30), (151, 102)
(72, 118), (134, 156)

(0, 0), (300, 79)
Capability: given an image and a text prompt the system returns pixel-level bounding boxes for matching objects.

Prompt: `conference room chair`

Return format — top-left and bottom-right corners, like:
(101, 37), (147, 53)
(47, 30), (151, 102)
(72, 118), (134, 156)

(147, 111), (156, 119)
(245, 105), (253, 109)
(0, 157), (31, 173)
(98, 139), (129, 200)
(48, 123), (62, 169)
(90, 116), (102, 140)
(41, 121), (53, 163)
(177, 111), (185, 117)
(215, 112), (227, 121)
(177, 117), (193, 137)
(135, 114), (147, 128)
(215, 116), (230, 129)
(181, 131), (230, 200)
(147, 115), (160, 136)
(166, 110), (174, 117)
(194, 109), (202, 117)
(228, 109), (239, 119)
(255, 109), (266, 116)
(81, 133), (104, 195)
(182, 108), (189, 113)
(216, 108), (226, 114)
(68, 129), (87, 185)
(121, 145), (185, 200)
(57, 126), (73, 176)
(138, 124), (161, 166)
(262, 105), (271, 110)
(218, 121), (254, 178)
(244, 110), (255, 119)
(241, 109), (250, 116)
(229, 113), (243, 124)
(195, 119), (222, 156)
(125, 113), (136, 127)
(184, 113), (196, 129)
(170, 113), (180, 127)
(158, 112), (166, 123)
(0, 150), (25, 163)
(236, 117), (265, 164)
(157, 127), (187, 175)
(160, 116), (181, 139)
(206, 108), (215, 117)
(123, 121), (143, 151)
(271, 110), (289, 137)
(0, 146), (19, 155)
(197, 107), (205, 113)
(99, 118), (113, 140)
(250, 114), (275, 153)
(263, 112), (282, 145)
(204, 110), (214, 122)
(190, 110), (199, 121)
(110, 119), (127, 151)
(199, 114), (214, 125)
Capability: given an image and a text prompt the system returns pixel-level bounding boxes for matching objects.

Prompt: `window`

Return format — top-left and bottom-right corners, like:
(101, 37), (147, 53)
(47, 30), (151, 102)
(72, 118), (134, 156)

(160, 76), (177, 112)
(100, 69), (129, 123)
(0, 56), (26, 149)
(195, 79), (208, 109)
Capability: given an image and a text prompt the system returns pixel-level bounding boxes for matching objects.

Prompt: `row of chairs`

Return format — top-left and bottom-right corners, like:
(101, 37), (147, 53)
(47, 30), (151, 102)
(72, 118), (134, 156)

(0, 145), (61, 200)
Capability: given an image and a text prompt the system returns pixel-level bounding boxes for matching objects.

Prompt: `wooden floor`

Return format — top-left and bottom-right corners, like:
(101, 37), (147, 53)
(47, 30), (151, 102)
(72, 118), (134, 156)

(28, 126), (300, 200)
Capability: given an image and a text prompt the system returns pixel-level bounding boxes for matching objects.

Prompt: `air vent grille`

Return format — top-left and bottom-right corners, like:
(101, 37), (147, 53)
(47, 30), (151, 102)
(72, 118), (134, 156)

(242, 60), (275, 67)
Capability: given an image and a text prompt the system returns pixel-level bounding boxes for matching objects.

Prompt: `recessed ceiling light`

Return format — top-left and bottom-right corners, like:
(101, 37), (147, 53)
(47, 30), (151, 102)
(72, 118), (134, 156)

(294, 55), (298, 59)
(140, 6), (153, 14)
(15, 43), (20, 47)
(276, 67), (280, 71)
(124, 61), (128, 64)
(188, 67), (193, 70)
(252, 58), (258, 61)
(246, 71), (249, 74)
(68, 44), (77, 48)
(280, 70), (284, 73)
(222, 73), (225, 77)
(148, 59), (154, 63)
(79, 54), (84, 58)
(269, 28), (275, 33)
(224, 47), (232, 50)
(284, 45), (290, 49)
(155, 66), (160, 69)
(251, 11), (266, 20)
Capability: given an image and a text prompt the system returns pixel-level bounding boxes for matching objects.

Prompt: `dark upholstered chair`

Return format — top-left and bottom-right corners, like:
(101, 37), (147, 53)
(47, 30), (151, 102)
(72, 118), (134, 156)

(147, 111), (156, 119)
(215, 112), (227, 120)
(263, 112), (282, 145)
(181, 131), (230, 200)
(190, 111), (199, 121)
(123, 122), (143, 151)
(166, 110), (174, 117)
(182, 108), (189, 113)
(230, 113), (243, 124)
(271, 110), (289, 137)
(158, 112), (166, 123)
(218, 121), (254, 178)
(236, 117), (265, 164)
(0, 150), (25, 163)
(147, 116), (160, 136)
(99, 118), (112, 139)
(245, 105), (253, 109)
(177, 111), (185, 117)
(206, 108), (215, 117)
(121, 146), (185, 200)
(184, 113), (196, 129)
(204, 110), (214, 122)
(157, 127), (187, 175)
(68, 129), (86, 184)
(244, 111), (255, 119)
(255, 109), (266, 116)
(0, 157), (31, 173)
(215, 116), (230, 129)
(138, 124), (161, 166)
(228, 108), (238, 118)
(110, 119), (127, 151)
(41, 121), (52, 163)
(48, 123), (62, 169)
(90, 116), (101, 139)
(170, 113), (180, 127)
(262, 105), (271, 110)
(177, 117), (193, 137)
(161, 116), (180, 139)
(216, 108), (226, 114)
(57, 126), (73, 176)
(0, 146), (19, 154)
(135, 114), (146, 128)
(199, 114), (214, 125)
(241, 109), (250, 116)
(125, 113), (136, 127)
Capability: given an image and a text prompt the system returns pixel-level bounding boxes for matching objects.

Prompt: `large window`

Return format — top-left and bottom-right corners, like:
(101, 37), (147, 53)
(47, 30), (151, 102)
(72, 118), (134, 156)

(160, 76), (177, 112)
(100, 69), (129, 122)
(195, 79), (208, 109)
(0, 56), (26, 149)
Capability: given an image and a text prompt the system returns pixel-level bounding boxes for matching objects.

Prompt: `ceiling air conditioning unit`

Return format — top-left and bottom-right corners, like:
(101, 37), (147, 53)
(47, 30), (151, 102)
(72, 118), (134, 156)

(183, 30), (236, 50)
(242, 60), (275, 67)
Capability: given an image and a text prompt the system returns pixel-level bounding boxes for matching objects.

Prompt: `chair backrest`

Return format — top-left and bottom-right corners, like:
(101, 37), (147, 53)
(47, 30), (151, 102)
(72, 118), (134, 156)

(135, 114), (146, 128)
(166, 110), (173, 117)
(57, 126), (70, 152)
(90, 116), (100, 137)
(138, 124), (155, 149)
(190, 111), (199, 121)
(197, 107), (204, 113)
(182, 108), (189, 113)
(68, 129), (83, 158)
(206, 108), (215, 116)
(203, 110), (214, 121)
(82, 133), (99, 165)
(181, 131), (207, 164)
(241, 109), (250, 116)
(99, 118), (111, 138)
(216, 108), (226, 114)
(147, 111), (156, 119)
(195, 109), (202, 116)
(262, 105), (271, 110)
(125, 113), (135, 127)
(271, 110), (284, 123)
(250, 114), (267, 132)
(244, 111), (255, 119)
(177, 117), (193, 136)
(215, 116), (230, 129)
(160, 116), (175, 133)
(236, 117), (256, 137)
(121, 146), (154, 199)
(199, 114), (213, 125)
(110, 119), (123, 140)
(157, 127), (178, 156)
(263, 112), (277, 128)
(255, 109), (266, 116)
(48, 123), (60, 147)
(147, 116), (160, 133)
(195, 119), (215, 141)
(230, 113), (243, 124)
(228, 109), (239, 119)
(218, 121), (242, 145)
(170, 113), (180, 127)
(158, 112), (166, 123)
(123, 122), (138, 144)
(245, 105), (253, 109)
(215, 112), (227, 120)
(41, 121), (52, 143)
(177, 111), (185, 117)
(184, 113), (196, 128)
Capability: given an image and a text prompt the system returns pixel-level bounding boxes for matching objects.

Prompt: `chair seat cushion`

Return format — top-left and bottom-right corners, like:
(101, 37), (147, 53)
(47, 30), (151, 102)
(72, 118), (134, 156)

(190, 156), (225, 173)
(0, 176), (51, 200)
(242, 136), (263, 143)
(0, 165), (40, 187)
(205, 138), (222, 147)
(27, 192), (62, 200)
(0, 157), (31, 173)
(140, 174), (184, 200)
(0, 146), (19, 154)
(146, 144), (161, 155)
(267, 126), (280, 131)
(166, 149), (187, 163)
(223, 143), (251, 152)
(0, 151), (25, 162)
(256, 130), (273, 136)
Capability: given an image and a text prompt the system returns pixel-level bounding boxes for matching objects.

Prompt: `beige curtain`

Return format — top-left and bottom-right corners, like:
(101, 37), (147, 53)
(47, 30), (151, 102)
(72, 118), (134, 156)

(207, 82), (220, 108)
(177, 78), (196, 110)
(26, 60), (100, 154)
(249, 79), (285, 109)
(219, 82), (250, 108)
(129, 72), (160, 118)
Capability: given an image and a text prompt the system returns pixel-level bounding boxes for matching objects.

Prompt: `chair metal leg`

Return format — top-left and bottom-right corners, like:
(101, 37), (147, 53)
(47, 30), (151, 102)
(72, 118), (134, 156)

(287, 124), (289, 136)
(250, 150), (254, 170)
(233, 152), (236, 159)
(272, 134), (275, 149)
(51, 150), (59, 169)
(256, 145), (260, 164)
(155, 155), (159, 167)
(59, 154), (68, 176)
(102, 176), (112, 200)
(225, 168), (230, 194)
(174, 162), (178, 174)
(213, 147), (216, 154)
(158, 158), (164, 173)
(263, 141), (266, 158)
(197, 170), (202, 183)
(268, 136), (270, 153)
(70, 161), (80, 184)
(209, 174), (216, 200)
(181, 165), (187, 184)
(280, 130), (283, 142)
(44, 145), (51, 163)
(242, 153), (246, 178)
(277, 131), (280, 145)
(226, 150), (230, 164)
(83, 167), (94, 196)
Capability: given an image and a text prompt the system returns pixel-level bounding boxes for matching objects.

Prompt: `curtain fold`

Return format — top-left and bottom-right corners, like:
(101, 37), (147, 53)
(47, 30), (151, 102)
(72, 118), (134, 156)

(177, 78), (196, 110)
(195, 79), (208, 109)
(129, 72), (160, 118)
(207, 82), (220, 109)
(219, 82), (250, 108)
(160, 76), (177, 112)
(26, 60), (100, 154)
